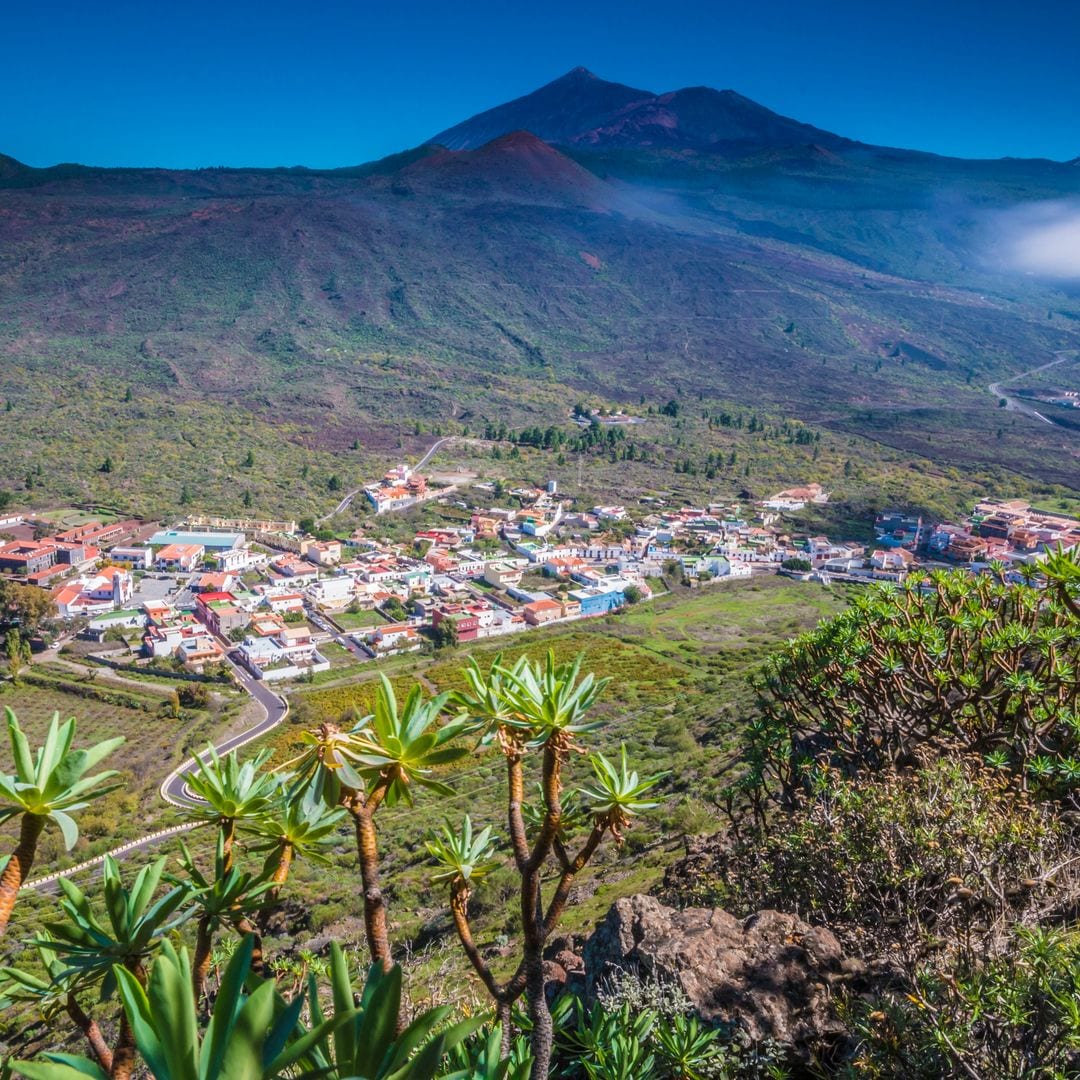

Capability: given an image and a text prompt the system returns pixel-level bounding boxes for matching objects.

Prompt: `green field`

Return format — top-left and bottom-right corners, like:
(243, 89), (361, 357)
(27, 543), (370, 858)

(32, 507), (122, 526)
(243, 576), (849, 972)
(0, 672), (242, 870)
(332, 609), (389, 631)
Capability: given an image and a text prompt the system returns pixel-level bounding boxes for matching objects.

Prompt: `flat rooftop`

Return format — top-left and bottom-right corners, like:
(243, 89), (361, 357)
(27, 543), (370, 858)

(149, 530), (244, 550)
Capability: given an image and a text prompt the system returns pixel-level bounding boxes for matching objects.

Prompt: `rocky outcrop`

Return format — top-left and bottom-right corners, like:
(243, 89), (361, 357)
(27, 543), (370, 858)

(583, 895), (859, 1050)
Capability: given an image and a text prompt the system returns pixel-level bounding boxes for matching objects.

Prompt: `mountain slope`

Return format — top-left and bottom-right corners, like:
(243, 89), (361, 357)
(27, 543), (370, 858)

(431, 67), (852, 152)
(393, 131), (614, 208)
(431, 68), (653, 150)
(0, 71), (1079, 516)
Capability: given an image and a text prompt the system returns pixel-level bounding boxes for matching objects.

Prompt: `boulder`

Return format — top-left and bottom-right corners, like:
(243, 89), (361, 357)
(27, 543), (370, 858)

(583, 894), (851, 1049)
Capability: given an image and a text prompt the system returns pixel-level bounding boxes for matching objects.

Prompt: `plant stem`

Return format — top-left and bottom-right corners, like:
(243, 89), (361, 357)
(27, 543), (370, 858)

(65, 995), (113, 1073)
(350, 779), (392, 972)
(233, 916), (265, 977)
(0, 813), (45, 936)
(220, 818), (236, 874)
(110, 959), (146, 1080)
(192, 914), (214, 1006)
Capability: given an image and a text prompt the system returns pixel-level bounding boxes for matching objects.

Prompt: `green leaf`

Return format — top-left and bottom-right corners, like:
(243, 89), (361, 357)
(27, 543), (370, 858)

(49, 810), (80, 852)
(12, 1058), (109, 1080)
(217, 979), (277, 1080)
(202, 935), (255, 1079)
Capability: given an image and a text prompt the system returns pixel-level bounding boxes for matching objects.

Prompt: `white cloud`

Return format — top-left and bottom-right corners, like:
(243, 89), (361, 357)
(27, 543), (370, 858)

(994, 200), (1080, 279)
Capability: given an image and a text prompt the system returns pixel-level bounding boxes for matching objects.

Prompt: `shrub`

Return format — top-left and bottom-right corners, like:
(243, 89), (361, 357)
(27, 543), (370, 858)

(717, 760), (1079, 966)
(842, 927), (1080, 1079)
(744, 565), (1080, 807)
(177, 684), (210, 709)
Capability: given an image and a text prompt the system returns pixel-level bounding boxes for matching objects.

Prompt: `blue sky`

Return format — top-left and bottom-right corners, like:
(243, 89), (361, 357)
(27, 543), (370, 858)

(4, 0), (1079, 168)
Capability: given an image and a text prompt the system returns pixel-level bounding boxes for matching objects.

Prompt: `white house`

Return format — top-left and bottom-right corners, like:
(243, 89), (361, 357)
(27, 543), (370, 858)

(215, 547), (255, 572)
(305, 575), (357, 608)
(262, 589), (306, 615)
(592, 506), (627, 522)
(368, 623), (421, 653)
(483, 562), (523, 589)
(52, 568), (133, 619)
(109, 546), (153, 570)
(155, 543), (205, 572)
(236, 624), (329, 681)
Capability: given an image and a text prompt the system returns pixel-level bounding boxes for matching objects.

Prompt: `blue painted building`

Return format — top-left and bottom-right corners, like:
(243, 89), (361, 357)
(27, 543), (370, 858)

(570, 585), (626, 617)
(148, 529), (245, 551)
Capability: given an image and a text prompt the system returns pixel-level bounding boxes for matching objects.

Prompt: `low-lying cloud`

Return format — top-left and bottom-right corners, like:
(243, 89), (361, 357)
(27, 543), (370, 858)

(991, 199), (1080, 279)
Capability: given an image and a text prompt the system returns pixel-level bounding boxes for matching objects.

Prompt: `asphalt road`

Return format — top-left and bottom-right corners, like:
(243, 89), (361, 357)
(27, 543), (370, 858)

(988, 355), (1070, 426)
(22, 654), (289, 891)
(314, 436), (455, 525)
(159, 653), (289, 807)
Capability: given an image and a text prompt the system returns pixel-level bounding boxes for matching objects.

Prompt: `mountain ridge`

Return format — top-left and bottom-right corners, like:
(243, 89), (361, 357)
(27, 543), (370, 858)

(430, 67), (856, 154)
(0, 68), (1078, 517)
(4, 68), (1077, 172)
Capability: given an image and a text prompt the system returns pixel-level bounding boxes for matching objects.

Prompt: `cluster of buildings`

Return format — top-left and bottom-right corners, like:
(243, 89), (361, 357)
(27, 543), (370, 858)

(0, 518), (145, 614)
(919, 500), (1080, 569)
(364, 465), (428, 514)
(785, 498), (1080, 584)
(11, 466), (1076, 688)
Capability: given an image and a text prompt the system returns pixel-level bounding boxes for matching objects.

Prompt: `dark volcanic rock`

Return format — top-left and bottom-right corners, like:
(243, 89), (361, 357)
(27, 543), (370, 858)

(430, 67), (852, 153)
(583, 895), (851, 1049)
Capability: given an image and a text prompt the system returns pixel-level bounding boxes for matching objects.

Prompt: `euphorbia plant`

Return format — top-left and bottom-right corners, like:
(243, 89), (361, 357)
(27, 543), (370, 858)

(745, 558), (1080, 809)
(438, 652), (666, 1079)
(0, 708), (123, 936)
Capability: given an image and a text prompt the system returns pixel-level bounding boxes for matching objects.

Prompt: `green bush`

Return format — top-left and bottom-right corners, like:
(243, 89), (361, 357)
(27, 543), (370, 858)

(20, 672), (156, 714)
(744, 564), (1080, 806)
(708, 759), (1076, 966)
(841, 928), (1080, 1079)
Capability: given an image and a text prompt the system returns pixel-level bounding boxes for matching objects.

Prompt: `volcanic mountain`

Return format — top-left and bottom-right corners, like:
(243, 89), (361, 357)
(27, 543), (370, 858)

(431, 66), (853, 152)
(393, 130), (612, 208)
(1, 68), (1079, 516)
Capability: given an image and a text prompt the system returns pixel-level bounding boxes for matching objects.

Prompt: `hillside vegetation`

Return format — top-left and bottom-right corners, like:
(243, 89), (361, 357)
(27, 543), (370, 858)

(1, 556), (1078, 1078)
(2, 71), (1079, 516)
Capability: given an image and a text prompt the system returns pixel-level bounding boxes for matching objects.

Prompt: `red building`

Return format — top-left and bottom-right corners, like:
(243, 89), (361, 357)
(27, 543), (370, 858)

(432, 602), (481, 641)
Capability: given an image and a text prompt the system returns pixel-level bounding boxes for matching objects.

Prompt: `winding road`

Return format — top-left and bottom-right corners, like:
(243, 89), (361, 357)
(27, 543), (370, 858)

(988, 355), (1071, 425)
(22, 653), (289, 892)
(159, 654), (289, 807)
(314, 436), (455, 526)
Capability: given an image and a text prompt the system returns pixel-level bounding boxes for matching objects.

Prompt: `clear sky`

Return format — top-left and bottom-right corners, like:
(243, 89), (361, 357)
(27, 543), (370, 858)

(4, 0), (1079, 169)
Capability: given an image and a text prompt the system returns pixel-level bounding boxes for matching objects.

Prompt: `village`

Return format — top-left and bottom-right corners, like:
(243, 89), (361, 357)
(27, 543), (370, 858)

(1, 462), (1078, 684)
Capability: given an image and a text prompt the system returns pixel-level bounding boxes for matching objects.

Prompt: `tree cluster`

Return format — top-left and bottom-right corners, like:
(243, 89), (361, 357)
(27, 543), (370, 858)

(0, 655), (672, 1080)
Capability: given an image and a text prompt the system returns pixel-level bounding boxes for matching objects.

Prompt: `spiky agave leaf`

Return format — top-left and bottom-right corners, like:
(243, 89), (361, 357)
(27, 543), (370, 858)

(426, 816), (501, 885)
(494, 651), (609, 747)
(0, 709), (123, 848)
(579, 745), (666, 837)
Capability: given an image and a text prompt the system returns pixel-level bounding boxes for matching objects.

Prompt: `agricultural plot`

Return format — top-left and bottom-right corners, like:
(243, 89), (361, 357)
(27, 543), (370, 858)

(332, 609), (389, 631)
(32, 507), (122, 526)
(242, 576), (850, 969)
(0, 675), (233, 869)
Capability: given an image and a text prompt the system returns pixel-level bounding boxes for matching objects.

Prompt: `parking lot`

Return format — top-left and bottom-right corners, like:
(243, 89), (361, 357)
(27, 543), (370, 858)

(129, 573), (182, 608)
